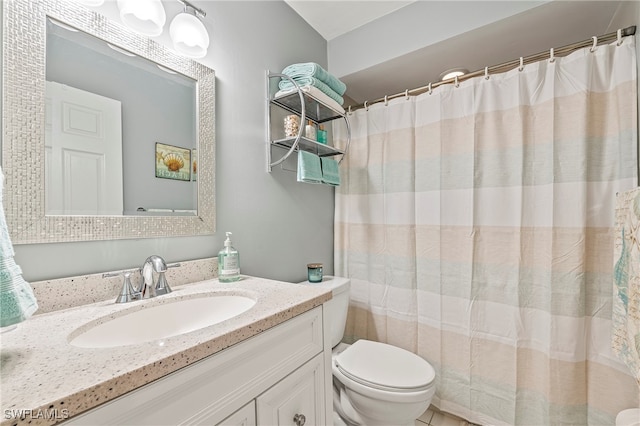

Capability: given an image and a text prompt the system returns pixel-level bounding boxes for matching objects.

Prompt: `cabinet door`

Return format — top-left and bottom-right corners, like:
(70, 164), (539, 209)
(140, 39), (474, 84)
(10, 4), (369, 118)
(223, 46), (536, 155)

(216, 401), (256, 426)
(256, 354), (325, 426)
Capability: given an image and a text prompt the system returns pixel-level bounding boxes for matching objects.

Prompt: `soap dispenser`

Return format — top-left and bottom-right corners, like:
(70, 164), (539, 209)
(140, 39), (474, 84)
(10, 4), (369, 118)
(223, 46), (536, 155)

(218, 232), (240, 282)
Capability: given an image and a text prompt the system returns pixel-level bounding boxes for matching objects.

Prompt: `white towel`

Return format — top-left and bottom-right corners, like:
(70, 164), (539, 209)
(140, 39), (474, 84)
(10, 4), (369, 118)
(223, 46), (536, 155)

(275, 86), (346, 115)
(613, 188), (640, 386)
(0, 167), (38, 328)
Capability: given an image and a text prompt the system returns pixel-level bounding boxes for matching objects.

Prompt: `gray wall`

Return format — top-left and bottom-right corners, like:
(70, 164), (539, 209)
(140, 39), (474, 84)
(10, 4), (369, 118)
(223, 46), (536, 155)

(10, 1), (334, 284)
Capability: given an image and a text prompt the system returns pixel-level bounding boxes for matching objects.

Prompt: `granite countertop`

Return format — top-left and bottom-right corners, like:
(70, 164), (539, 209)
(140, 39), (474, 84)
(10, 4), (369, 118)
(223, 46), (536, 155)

(0, 276), (331, 426)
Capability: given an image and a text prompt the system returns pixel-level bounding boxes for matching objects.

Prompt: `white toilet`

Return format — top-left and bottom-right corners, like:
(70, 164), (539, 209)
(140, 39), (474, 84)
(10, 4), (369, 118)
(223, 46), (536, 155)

(302, 276), (436, 426)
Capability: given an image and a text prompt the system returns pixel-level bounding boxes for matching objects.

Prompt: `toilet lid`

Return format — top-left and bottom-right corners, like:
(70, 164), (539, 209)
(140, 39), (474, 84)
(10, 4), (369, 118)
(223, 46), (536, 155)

(335, 340), (435, 391)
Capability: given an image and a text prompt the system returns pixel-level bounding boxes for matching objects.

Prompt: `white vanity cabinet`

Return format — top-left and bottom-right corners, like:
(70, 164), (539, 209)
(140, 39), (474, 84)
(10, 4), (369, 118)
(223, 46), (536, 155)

(217, 402), (256, 426)
(256, 354), (325, 425)
(64, 306), (329, 426)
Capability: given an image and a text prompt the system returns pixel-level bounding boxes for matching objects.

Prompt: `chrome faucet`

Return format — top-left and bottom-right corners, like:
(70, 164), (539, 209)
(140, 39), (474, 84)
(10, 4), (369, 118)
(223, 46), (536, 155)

(106, 256), (180, 304)
(141, 255), (173, 298)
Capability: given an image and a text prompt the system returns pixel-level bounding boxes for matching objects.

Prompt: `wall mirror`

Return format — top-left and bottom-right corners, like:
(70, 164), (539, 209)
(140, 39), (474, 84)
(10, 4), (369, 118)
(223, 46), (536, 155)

(2, 0), (215, 244)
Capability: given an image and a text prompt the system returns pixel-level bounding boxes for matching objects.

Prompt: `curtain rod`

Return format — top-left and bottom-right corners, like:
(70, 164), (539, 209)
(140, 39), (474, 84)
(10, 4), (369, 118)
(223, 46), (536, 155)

(350, 25), (636, 112)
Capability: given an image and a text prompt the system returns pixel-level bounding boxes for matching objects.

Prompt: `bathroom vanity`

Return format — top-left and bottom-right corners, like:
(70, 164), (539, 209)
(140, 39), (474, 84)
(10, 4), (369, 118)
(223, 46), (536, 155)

(0, 277), (332, 426)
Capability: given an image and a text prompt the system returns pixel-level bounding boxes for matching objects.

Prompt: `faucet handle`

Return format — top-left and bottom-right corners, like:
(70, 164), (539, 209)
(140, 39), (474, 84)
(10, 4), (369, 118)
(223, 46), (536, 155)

(103, 270), (140, 304)
(156, 262), (180, 295)
(155, 271), (172, 296)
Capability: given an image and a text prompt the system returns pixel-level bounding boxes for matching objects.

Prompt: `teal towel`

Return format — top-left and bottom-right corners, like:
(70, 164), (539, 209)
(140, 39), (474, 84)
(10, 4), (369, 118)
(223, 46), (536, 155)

(280, 62), (346, 95)
(278, 77), (345, 106)
(321, 158), (341, 186)
(0, 167), (38, 328)
(297, 151), (322, 184)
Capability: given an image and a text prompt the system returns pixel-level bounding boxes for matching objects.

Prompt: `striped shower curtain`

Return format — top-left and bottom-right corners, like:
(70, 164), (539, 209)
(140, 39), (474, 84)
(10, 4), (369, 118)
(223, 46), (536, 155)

(334, 37), (639, 425)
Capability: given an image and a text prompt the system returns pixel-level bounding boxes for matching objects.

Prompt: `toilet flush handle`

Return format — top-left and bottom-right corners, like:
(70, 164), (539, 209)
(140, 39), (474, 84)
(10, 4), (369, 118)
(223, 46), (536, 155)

(293, 413), (306, 426)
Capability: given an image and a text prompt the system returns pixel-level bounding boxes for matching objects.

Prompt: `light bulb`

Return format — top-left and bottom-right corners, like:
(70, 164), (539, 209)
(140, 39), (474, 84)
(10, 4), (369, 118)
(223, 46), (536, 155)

(439, 68), (468, 81)
(117, 0), (166, 37)
(170, 12), (210, 59)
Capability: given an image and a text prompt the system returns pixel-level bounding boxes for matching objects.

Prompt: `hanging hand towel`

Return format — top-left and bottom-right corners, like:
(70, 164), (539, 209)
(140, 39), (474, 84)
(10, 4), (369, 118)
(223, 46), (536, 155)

(321, 157), (341, 186)
(613, 188), (640, 386)
(297, 151), (322, 184)
(0, 167), (38, 329)
(280, 62), (347, 96)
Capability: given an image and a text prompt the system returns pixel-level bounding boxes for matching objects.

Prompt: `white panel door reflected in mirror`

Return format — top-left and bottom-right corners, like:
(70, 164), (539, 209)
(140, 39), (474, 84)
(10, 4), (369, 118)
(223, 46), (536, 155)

(45, 81), (124, 216)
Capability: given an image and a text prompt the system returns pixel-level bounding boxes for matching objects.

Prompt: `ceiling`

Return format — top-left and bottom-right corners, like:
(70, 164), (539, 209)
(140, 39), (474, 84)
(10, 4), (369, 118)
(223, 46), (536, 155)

(284, 1), (416, 40)
(283, 1), (636, 107)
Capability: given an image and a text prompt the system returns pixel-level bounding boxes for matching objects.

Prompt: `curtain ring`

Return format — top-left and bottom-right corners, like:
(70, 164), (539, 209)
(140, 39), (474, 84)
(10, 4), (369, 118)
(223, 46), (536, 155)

(484, 66), (490, 80)
(364, 101), (369, 111)
(590, 36), (598, 52)
(549, 47), (555, 63)
(384, 95), (388, 106)
(348, 105), (352, 115)
(454, 75), (459, 88)
(428, 83), (432, 95)
(405, 89), (409, 100)
(519, 57), (524, 71)
(617, 29), (623, 46)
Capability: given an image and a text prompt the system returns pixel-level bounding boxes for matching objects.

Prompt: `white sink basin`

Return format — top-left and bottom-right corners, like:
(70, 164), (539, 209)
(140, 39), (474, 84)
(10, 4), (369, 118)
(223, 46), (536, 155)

(69, 294), (256, 348)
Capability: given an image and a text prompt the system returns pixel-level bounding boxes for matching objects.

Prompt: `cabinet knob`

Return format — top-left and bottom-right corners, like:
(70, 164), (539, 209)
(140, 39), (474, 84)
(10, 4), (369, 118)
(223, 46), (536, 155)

(293, 413), (306, 426)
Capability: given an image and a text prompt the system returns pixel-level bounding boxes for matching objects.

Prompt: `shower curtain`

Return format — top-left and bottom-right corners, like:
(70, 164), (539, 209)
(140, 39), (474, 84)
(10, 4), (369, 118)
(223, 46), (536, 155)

(334, 37), (640, 425)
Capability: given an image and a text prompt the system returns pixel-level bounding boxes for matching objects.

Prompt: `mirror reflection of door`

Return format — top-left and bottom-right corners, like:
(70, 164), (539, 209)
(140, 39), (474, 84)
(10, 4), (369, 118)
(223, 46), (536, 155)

(45, 81), (124, 215)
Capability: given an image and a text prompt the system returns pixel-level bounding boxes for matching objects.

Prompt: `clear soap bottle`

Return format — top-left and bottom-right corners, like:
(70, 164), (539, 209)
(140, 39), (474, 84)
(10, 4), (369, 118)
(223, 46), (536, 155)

(218, 232), (240, 282)
(304, 120), (317, 140)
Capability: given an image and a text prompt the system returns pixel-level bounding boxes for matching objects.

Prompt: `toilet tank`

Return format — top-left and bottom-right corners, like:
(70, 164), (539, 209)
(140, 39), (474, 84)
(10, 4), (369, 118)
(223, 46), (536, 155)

(299, 276), (350, 348)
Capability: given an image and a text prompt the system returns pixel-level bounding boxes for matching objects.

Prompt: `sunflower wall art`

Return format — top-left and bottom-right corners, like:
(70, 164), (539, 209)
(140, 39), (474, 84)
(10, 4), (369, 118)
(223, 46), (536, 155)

(155, 142), (191, 182)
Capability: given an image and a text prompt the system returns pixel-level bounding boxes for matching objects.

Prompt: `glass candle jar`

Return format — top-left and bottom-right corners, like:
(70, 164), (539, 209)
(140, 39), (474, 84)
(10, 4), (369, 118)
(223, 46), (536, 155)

(284, 115), (300, 138)
(307, 263), (323, 283)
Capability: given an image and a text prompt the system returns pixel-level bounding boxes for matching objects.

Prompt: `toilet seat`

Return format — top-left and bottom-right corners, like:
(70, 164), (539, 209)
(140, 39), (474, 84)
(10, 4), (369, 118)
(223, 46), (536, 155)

(335, 340), (435, 393)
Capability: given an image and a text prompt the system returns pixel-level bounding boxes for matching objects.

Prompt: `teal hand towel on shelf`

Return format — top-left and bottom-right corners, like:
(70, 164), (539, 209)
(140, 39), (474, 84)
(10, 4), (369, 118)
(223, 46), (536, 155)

(297, 151), (322, 184)
(278, 77), (345, 106)
(0, 167), (38, 329)
(321, 158), (341, 186)
(281, 62), (347, 96)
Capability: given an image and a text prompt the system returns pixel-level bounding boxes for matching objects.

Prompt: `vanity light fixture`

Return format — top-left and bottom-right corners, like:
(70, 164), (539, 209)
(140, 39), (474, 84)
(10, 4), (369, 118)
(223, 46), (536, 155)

(439, 68), (469, 81)
(117, 0), (166, 37)
(107, 43), (137, 57)
(48, 18), (79, 32)
(169, 0), (210, 59)
(157, 64), (178, 75)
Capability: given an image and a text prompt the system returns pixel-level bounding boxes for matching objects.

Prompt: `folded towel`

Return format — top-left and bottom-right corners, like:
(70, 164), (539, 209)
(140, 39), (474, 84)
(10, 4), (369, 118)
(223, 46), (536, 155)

(281, 62), (347, 96)
(321, 158), (341, 186)
(613, 188), (640, 385)
(0, 167), (38, 328)
(297, 151), (323, 184)
(275, 86), (345, 115)
(279, 77), (345, 106)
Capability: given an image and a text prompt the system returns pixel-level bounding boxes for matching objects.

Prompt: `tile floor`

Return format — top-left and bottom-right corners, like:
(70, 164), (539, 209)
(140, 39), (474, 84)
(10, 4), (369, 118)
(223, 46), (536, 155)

(416, 406), (480, 426)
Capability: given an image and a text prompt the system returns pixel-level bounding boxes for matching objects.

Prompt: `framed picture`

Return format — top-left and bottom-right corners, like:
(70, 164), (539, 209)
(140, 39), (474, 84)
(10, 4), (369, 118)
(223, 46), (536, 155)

(191, 148), (197, 181)
(155, 142), (191, 181)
